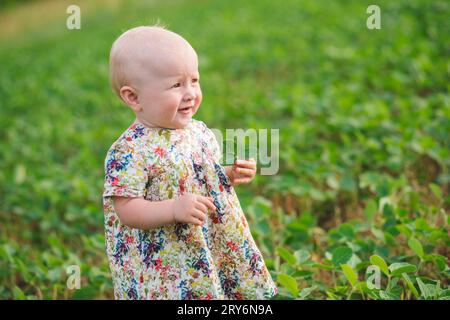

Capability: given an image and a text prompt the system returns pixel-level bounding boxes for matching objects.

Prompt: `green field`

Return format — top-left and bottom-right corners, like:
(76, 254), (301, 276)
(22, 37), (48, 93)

(0, 0), (448, 299)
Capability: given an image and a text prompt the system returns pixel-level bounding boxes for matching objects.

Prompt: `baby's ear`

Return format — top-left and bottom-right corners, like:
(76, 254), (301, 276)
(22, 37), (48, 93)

(119, 86), (141, 112)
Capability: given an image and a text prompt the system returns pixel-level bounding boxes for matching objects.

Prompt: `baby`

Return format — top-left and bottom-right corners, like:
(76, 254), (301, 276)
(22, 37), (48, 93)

(103, 25), (278, 300)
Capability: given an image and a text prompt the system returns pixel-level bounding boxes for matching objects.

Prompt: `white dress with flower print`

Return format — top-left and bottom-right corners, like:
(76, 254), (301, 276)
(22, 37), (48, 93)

(102, 118), (278, 300)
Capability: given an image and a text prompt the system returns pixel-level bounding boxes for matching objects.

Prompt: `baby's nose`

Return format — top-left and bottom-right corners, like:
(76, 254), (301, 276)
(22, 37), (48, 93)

(182, 91), (195, 102)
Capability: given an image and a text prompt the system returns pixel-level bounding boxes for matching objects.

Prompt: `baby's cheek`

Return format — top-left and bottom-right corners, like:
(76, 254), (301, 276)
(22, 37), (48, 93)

(166, 95), (181, 113)
(195, 89), (203, 106)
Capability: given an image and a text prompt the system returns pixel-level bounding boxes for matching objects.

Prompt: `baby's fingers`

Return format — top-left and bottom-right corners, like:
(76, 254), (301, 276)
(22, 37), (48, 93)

(198, 196), (216, 212)
(235, 158), (257, 169)
(194, 201), (208, 213)
(190, 216), (204, 226)
(234, 167), (255, 177)
(234, 177), (253, 185)
(192, 209), (206, 223)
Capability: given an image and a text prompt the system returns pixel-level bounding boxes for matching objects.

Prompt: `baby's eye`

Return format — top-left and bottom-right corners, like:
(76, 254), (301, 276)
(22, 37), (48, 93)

(192, 78), (199, 83)
(171, 83), (181, 88)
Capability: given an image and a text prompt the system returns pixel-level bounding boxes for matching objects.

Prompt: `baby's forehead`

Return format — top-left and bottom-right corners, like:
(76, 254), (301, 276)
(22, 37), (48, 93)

(149, 48), (199, 78)
(115, 27), (198, 77)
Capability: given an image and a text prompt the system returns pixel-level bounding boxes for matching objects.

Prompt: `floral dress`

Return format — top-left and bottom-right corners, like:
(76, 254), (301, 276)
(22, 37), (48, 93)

(102, 118), (278, 300)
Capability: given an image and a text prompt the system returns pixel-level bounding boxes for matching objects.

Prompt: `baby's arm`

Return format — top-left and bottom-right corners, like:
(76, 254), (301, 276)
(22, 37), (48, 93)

(113, 194), (216, 230)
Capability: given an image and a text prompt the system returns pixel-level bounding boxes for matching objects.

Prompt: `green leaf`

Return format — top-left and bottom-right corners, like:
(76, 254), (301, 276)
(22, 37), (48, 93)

(277, 273), (299, 297)
(416, 278), (434, 299)
(255, 220), (270, 236)
(340, 172), (356, 192)
(380, 288), (401, 300)
(71, 285), (98, 300)
(371, 227), (385, 242)
(326, 175), (339, 190)
(313, 262), (334, 270)
(429, 183), (442, 199)
(408, 237), (424, 259)
(294, 249), (310, 265)
(402, 274), (419, 298)
(370, 255), (390, 276)
(364, 199), (377, 223)
(414, 218), (430, 231)
(276, 247), (297, 265)
(14, 164), (26, 184)
(341, 264), (358, 287)
(439, 289), (450, 300)
(13, 286), (26, 300)
(389, 262), (417, 276)
(396, 224), (412, 238)
(332, 246), (353, 265)
(299, 286), (317, 299)
(338, 223), (355, 239)
(355, 281), (368, 293)
(424, 254), (447, 272)
(292, 270), (314, 279)
(15, 258), (31, 282)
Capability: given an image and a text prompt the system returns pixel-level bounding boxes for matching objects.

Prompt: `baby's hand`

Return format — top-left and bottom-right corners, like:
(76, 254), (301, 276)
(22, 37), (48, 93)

(228, 158), (257, 186)
(172, 194), (216, 226)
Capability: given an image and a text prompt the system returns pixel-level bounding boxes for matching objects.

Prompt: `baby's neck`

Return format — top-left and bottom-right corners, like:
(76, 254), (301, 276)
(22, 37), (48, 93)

(134, 117), (192, 130)
(134, 117), (160, 129)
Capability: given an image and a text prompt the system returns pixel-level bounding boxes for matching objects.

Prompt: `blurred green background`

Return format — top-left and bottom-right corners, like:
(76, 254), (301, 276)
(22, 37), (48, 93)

(0, 0), (448, 299)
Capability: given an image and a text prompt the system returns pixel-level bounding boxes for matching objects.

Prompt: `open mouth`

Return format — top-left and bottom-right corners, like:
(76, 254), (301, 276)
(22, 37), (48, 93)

(178, 106), (193, 113)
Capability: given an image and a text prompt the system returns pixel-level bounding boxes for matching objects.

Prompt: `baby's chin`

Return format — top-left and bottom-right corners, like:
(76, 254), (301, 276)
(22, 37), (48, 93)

(167, 123), (186, 129)
(172, 117), (193, 129)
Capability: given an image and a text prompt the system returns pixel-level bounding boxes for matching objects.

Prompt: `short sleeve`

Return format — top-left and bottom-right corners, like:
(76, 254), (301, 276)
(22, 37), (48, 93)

(103, 141), (148, 198)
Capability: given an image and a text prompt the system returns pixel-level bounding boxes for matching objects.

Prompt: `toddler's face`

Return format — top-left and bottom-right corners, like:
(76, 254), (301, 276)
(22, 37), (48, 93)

(111, 27), (203, 129)
(131, 42), (202, 129)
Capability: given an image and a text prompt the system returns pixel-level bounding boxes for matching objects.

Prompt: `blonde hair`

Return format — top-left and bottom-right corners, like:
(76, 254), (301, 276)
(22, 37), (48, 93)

(109, 23), (168, 98)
